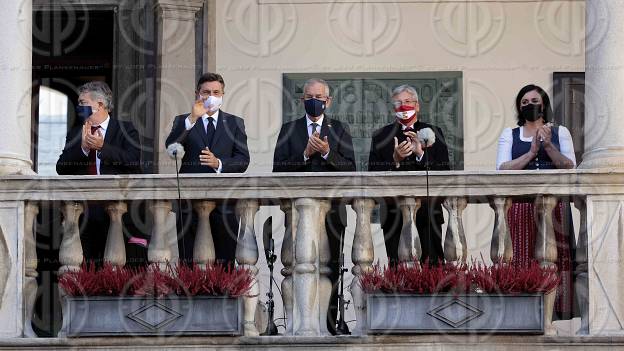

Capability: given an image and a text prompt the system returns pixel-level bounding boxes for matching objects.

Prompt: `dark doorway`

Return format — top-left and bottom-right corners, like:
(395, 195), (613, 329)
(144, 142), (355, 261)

(553, 72), (585, 165)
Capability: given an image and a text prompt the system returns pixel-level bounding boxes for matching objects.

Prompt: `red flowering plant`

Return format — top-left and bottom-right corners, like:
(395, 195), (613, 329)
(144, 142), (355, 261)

(360, 259), (559, 295)
(58, 262), (253, 298)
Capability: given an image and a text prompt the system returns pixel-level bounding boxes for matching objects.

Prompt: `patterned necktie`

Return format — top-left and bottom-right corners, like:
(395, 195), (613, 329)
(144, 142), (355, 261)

(206, 117), (216, 147)
(88, 125), (100, 175)
(311, 122), (319, 136)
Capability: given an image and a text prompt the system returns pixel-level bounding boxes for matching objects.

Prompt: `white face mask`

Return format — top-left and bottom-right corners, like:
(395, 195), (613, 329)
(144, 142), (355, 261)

(203, 95), (223, 112)
(395, 109), (415, 120)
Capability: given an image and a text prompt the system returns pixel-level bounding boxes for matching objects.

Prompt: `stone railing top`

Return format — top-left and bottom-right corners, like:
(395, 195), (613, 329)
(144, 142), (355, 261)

(0, 169), (622, 202)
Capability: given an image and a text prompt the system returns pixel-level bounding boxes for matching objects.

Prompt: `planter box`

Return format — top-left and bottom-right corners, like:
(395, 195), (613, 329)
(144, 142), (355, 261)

(60, 296), (242, 337)
(367, 294), (543, 334)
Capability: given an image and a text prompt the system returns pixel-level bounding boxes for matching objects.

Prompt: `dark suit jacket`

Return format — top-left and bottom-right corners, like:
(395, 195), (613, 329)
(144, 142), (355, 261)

(367, 120), (451, 263)
(273, 115), (356, 172)
(56, 117), (141, 175)
(368, 120), (450, 172)
(165, 111), (249, 174)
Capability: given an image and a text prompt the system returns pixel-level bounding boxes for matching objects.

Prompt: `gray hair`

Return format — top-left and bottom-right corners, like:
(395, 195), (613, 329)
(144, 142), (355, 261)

(391, 84), (419, 102)
(303, 78), (330, 97)
(78, 81), (114, 111)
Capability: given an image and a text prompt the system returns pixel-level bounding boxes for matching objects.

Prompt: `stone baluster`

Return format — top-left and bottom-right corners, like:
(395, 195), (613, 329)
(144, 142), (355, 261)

(235, 199), (260, 336)
(489, 197), (513, 263)
(573, 196), (589, 334)
(104, 202), (127, 267)
(280, 200), (297, 335)
(166, 211), (179, 265)
(443, 197), (468, 264)
(59, 202), (84, 274)
(534, 195), (559, 335)
(23, 202), (38, 337)
(350, 198), (375, 335)
(397, 197), (421, 266)
(293, 198), (320, 336)
(148, 201), (173, 270)
(317, 200), (332, 336)
(193, 201), (216, 268)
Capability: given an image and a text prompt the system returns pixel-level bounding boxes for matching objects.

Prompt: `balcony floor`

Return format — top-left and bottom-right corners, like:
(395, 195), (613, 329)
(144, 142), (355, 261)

(1, 335), (624, 350)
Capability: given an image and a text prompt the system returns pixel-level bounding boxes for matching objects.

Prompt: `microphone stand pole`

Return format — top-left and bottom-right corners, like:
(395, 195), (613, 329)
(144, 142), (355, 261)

(262, 238), (279, 336)
(173, 150), (185, 264)
(335, 231), (351, 335)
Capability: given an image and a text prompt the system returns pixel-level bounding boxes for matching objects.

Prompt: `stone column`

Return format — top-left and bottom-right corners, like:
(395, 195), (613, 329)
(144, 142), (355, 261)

(443, 197), (468, 264)
(154, 0), (204, 173)
(293, 198), (320, 336)
(148, 200), (173, 270)
(280, 200), (296, 335)
(317, 200), (332, 336)
(489, 197), (513, 262)
(23, 202), (38, 337)
(235, 199), (260, 336)
(350, 198), (375, 335)
(397, 197), (421, 265)
(581, 1), (624, 169)
(534, 195), (558, 336)
(573, 197), (589, 335)
(104, 202), (127, 267)
(0, 0), (33, 175)
(59, 202), (84, 274)
(193, 200), (216, 268)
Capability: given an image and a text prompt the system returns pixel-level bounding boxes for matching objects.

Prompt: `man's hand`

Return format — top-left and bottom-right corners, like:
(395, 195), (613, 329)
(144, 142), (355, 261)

(393, 136), (413, 163)
(190, 99), (208, 124)
(403, 131), (424, 159)
(304, 132), (318, 158)
(85, 127), (104, 151)
(81, 120), (92, 152)
(200, 148), (220, 168)
(309, 132), (330, 156)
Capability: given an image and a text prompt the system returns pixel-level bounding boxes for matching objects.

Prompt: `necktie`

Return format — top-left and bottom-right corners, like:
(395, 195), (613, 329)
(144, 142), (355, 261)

(88, 125), (100, 175)
(206, 117), (216, 147)
(311, 122), (319, 136)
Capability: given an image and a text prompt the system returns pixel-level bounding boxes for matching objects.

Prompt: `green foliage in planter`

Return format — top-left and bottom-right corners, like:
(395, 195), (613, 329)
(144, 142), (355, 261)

(59, 262), (253, 298)
(361, 260), (559, 295)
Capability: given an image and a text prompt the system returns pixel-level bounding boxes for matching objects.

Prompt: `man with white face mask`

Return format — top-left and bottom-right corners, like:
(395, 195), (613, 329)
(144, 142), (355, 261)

(165, 72), (250, 264)
(368, 84), (450, 265)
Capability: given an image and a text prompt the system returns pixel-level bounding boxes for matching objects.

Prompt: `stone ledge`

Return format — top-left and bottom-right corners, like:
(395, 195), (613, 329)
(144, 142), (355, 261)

(0, 335), (624, 350)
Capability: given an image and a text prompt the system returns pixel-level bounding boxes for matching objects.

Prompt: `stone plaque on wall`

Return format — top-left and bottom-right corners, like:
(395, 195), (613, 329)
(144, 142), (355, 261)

(283, 72), (463, 171)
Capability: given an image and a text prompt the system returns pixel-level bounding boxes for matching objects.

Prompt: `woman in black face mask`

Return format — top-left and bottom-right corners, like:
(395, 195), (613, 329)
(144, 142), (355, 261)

(496, 84), (578, 322)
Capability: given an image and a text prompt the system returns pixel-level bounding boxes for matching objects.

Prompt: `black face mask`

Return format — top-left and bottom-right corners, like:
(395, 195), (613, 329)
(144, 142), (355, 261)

(520, 103), (543, 122)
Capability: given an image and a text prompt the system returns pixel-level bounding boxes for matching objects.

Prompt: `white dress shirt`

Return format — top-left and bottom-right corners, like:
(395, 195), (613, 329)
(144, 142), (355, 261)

(82, 116), (110, 175)
(303, 114), (330, 161)
(496, 125), (576, 170)
(185, 111), (223, 173)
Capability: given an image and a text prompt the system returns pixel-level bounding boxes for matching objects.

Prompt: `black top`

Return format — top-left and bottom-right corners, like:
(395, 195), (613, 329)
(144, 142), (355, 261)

(511, 126), (560, 170)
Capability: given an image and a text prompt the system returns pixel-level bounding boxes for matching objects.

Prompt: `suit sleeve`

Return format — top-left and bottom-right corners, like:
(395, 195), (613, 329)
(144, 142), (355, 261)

(165, 115), (192, 147)
(56, 127), (89, 175)
(368, 132), (393, 171)
(220, 118), (250, 173)
(98, 122), (142, 173)
(325, 124), (356, 171)
(272, 124), (307, 172)
(427, 127), (451, 171)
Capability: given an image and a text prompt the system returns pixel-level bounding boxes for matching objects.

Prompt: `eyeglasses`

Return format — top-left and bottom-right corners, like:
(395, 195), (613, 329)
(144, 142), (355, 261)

(303, 94), (329, 101)
(392, 100), (418, 108)
(198, 89), (224, 97)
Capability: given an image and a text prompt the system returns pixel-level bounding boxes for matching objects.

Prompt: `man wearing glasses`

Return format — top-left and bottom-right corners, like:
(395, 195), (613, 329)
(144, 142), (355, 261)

(273, 78), (355, 334)
(368, 84), (450, 265)
(165, 72), (250, 264)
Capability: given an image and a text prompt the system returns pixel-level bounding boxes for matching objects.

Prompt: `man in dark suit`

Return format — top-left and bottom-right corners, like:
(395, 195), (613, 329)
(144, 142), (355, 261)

(165, 72), (249, 264)
(56, 81), (144, 264)
(368, 84), (450, 265)
(273, 78), (356, 334)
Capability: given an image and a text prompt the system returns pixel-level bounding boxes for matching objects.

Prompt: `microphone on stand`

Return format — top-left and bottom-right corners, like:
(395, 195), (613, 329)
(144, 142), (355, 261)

(417, 128), (436, 265)
(261, 216), (279, 336)
(167, 143), (186, 264)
